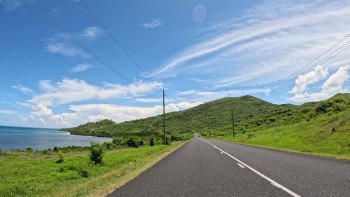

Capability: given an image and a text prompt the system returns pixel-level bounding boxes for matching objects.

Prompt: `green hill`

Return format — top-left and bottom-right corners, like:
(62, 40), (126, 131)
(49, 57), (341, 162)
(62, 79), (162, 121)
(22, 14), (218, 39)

(63, 93), (350, 159)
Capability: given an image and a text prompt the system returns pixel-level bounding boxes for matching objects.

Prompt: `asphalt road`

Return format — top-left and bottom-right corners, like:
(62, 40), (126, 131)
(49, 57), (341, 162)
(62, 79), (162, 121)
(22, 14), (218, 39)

(109, 136), (350, 197)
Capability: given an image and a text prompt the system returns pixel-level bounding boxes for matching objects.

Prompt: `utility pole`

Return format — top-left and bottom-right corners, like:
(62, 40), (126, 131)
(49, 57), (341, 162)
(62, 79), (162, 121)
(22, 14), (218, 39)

(231, 109), (235, 138)
(162, 90), (166, 145)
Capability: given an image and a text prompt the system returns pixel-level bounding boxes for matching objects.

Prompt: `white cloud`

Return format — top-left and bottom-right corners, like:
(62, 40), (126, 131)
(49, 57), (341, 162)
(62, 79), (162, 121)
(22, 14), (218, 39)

(176, 102), (202, 109)
(46, 41), (85, 57)
(0, 109), (16, 115)
(82, 26), (105, 39)
(142, 18), (163, 29)
(135, 98), (162, 103)
(70, 63), (94, 73)
(25, 101), (202, 128)
(29, 79), (164, 106)
(17, 79), (166, 127)
(177, 88), (271, 102)
(290, 65), (350, 102)
(322, 65), (350, 92)
(12, 84), (34, 95)
(45, 26), (105, 58)
(146, 0), (350, 90)
(291, 65), (328, 95)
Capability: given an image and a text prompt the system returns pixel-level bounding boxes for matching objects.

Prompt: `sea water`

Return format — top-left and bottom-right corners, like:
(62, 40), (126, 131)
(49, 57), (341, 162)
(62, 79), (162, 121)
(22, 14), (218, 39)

(0, 126), (112, 150)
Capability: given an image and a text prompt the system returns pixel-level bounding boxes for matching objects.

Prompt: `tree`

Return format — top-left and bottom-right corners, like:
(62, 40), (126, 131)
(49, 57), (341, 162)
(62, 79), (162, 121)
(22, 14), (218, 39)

(90, 142), (104, 165)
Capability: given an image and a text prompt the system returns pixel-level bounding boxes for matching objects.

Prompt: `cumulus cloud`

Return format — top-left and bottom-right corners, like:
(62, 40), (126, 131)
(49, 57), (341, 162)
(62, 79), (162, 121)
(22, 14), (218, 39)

(142, 18), (163, 29)
(29, 79), (164, 106)
(18, 79), (167, 127)
(70, 63), (94, 73)
(25, 102), (202, 128)
(290, 65), (350, 102)
(291, 65), (328, 95)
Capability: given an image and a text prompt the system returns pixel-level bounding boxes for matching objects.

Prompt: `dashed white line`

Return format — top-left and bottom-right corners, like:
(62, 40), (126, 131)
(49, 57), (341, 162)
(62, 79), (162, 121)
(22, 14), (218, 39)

(202, 139), (301, 197)
(237, 163), (245, 168)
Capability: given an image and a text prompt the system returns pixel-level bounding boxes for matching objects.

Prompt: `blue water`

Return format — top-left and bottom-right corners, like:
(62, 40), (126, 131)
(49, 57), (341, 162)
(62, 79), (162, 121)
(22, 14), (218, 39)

(0, 126), (112, 151)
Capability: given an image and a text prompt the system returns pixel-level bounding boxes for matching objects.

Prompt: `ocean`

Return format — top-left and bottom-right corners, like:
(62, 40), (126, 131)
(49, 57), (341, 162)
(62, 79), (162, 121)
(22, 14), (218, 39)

(0, 126), (112, 151)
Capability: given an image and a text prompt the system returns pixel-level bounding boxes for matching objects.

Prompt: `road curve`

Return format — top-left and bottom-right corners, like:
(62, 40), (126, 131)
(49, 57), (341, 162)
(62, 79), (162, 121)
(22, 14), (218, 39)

(109, 136), (350, 197)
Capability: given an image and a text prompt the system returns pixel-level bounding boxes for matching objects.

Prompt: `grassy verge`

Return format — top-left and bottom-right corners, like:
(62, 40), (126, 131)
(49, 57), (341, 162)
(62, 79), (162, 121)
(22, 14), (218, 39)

(0, 141), (186, 197)
(207, 111), (350, 160)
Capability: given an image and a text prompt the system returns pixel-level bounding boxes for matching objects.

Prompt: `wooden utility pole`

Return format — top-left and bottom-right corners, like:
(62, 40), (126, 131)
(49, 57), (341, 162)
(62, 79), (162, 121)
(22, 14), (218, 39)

(163, 90), (166, 145)
(231, 109), (235, 138)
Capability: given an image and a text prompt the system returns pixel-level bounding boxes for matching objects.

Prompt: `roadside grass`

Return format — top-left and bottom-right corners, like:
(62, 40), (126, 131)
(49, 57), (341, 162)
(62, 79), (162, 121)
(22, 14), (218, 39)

(0, 141), (186, 197)
(211, 111), (350, 160)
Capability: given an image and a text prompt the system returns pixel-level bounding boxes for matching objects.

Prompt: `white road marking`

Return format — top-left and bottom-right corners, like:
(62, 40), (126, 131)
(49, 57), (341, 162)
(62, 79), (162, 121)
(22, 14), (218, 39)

(237, 163), (245, 168)
(202, 139), (301, 197)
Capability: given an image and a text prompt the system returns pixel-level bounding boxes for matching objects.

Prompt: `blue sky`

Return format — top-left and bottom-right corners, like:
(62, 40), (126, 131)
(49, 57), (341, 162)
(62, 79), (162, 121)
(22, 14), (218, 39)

(1, 0), (350, 128)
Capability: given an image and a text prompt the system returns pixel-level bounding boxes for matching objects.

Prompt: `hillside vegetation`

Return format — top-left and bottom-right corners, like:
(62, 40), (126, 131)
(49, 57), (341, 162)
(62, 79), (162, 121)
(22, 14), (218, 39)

(63, 93), (350, 159)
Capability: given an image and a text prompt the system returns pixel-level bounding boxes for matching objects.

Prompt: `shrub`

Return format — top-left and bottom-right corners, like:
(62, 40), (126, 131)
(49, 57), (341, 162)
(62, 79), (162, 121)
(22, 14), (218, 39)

(138, 140), (144, 146)
(315, 102), (333, 114)
(105, 142), (114, 150)
(56, 152), (64, 163)
(149, 136), (155, 146)
(301, 107), (310, 114)
(26, 146), (33, 152)
(89, 142), (104, 165)
(112, 137), (124, 146)
(53, 146), (60, 152)
(126, 137), (139, 148)
(165, 136), (171, 145)
(78, 169), (89, 178)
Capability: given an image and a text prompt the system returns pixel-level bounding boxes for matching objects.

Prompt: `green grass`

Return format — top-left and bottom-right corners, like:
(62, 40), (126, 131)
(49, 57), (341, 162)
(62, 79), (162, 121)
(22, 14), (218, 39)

(212, 110), (350, 160)
(0, 142), (186, 197)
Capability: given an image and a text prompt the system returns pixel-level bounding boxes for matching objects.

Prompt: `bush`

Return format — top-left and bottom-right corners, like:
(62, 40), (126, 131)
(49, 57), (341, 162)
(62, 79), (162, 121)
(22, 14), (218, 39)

(126, 137), (139, 148)
(78, 169), (89, 178)
(42, 150), (50, 154)
(89, 142), (104, 165)
(26, 146), (33, 152)
(53, 146), (60, 152)
(56, 152), (64, 164)
(316, 102), (333, 114)
(138, 140), (144, 146)
(165, 136), (171, 145)
(105, 142), (114, 150)
(149, 136), (155, 146)
(112, 137), (124, 146)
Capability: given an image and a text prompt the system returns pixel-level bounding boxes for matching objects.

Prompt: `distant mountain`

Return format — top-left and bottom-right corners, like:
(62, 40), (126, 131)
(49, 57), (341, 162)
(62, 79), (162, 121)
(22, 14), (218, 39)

(63, 93), (350, 138)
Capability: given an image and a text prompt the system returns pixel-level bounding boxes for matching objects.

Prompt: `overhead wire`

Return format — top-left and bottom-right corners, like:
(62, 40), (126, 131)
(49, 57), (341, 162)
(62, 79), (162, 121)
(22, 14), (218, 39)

(79, 0), (145, 72)
(272, 33), (350, 91)
(22, 0), (132, 83)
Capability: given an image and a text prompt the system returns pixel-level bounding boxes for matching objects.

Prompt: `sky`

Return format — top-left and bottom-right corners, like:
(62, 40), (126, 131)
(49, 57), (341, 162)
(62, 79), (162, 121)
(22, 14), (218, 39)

(1, 0), (350, 128)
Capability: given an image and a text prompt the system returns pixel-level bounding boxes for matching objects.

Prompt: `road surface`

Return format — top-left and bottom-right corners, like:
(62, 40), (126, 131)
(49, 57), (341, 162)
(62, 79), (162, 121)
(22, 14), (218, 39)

(109, 136), (350, 197)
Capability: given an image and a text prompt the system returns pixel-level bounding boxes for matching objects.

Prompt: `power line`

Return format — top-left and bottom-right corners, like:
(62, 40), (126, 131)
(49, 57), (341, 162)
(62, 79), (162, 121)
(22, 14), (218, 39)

(79, 0), (145, 72)
(22, 0), (131, 83)
(272, 34), (350, 91)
